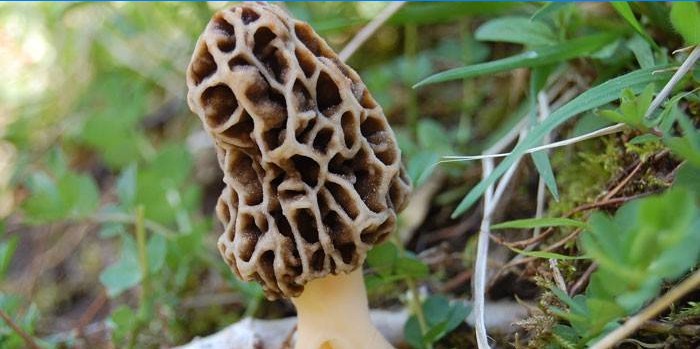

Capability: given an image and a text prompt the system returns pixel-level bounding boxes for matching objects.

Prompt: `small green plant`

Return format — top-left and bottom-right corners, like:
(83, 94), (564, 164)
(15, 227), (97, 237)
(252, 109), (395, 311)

(549, 187), (700, 346)
(404, 295), (471, 349)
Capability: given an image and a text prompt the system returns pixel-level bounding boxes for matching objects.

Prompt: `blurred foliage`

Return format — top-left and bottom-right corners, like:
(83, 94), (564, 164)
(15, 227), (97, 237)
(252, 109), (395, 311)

(0, 2), (698, 349)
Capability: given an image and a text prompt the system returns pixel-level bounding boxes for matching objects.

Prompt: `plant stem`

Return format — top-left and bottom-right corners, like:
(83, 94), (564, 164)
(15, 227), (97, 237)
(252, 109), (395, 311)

(0, 308), (41, 349)
(128, 206), (152, 349)
(92, 211), (175, 238)
(338, 2), (405, 62)
(391, 236), (432, 349)
(135, 206), (150, 301)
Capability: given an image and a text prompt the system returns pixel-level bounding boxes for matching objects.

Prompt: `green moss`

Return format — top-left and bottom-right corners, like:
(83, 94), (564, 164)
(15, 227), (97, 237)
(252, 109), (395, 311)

(549, 137), (623, 216)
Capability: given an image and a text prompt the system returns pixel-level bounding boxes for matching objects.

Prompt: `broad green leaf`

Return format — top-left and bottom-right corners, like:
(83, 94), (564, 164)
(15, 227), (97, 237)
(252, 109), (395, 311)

(451, 66), (679, 218)
(396, 254), (429, 279)
(414, 33), (617, 88)
(492, 217), (587, 230)
(531, 151), (560, 201)
(611, 2), (656, 47)
(670, 3), (700, 45)
(475, 17), (557, 46)
(58, 172), (100, 219)
(666, 137), (700, 167)
(508, 246), (588, 260)
(675, 163), (700, 194)
(404, 316), (424, 349)
(366, 242), (398, 277)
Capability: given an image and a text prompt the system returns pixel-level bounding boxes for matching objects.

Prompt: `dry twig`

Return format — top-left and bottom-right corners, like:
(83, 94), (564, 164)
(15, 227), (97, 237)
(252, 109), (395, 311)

(0, 308), (41, 349)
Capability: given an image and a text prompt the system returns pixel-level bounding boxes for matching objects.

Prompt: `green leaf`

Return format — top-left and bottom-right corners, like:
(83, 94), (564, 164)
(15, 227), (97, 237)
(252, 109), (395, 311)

(100, 235), (142, 297)
(116, 164), (137, 209)
(109, 305), (137, 343)
(451, 66), (678, 218)
(396, 254), (429, 279)
(628, 134), (660, 145)
(406, 295), (471, 348)
(23, 170), (100, 224)
(417, 119), (451, 152)
(475, 17), (557, 46)
(22, 173), (61, 223)
(492, 217), (587, 230)
(414, 33), (617, 88)
(670, 3), (700, 45)
(508, 246), (588, 260)
(407, 151), (439, 186)
(0, 237), (18, 280)
(147, 234), (166, 274)
(531, 151), (560, 201)
(366, 242), (398, 277)
(58, 172), (100, 219)
(611, 2), (656, 47)
(675, 163), (700, 194)
(599, 110), (628, 125)
(404, 316), (425, 349)
(530, 2), (570, 22)
(626, 35), (655, 69)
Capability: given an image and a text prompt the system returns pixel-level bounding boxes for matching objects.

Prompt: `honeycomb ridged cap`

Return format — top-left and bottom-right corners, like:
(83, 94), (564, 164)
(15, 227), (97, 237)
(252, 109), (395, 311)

(186, 2), (411, 299)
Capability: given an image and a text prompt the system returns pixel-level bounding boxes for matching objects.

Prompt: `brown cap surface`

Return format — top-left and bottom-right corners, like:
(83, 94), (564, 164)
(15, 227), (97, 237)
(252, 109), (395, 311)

(186, 2), (411, 299)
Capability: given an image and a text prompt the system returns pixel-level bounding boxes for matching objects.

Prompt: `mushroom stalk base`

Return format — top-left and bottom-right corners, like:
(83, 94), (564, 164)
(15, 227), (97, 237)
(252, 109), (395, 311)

(291, 269), (395, 349)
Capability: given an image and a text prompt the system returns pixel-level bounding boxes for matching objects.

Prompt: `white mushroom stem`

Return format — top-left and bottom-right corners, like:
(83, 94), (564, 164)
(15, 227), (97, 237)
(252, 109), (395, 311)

(291, 268), (395, 349)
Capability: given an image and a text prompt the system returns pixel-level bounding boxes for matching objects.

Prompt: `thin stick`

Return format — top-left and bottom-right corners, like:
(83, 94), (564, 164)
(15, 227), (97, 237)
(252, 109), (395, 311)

(474, 158), (494, 349)
(569, 263), (597, 296)
(473, 125), (529, 349)
(549, 259), (567, 293)
(338, 2), (405, 62)
(441, 123), (626, 162)
(645, 45), (700, 119)
(0, 308), (41, 349)
(590, 268), (700, 349)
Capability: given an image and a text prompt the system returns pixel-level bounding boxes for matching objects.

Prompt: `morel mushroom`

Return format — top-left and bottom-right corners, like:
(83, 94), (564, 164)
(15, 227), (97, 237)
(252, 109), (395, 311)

(186, 3), (411, 348)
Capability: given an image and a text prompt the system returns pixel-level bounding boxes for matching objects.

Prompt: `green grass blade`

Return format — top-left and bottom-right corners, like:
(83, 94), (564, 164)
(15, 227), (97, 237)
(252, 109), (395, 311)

(414, 33), (616, 88)
(492, 217), (587, 230)
(611, 2), (657, 48)
(531, 151), (560, 201)
(451, 65), (678, 218)
(475, 16), (557, 46)
(508, 246), (588, 260)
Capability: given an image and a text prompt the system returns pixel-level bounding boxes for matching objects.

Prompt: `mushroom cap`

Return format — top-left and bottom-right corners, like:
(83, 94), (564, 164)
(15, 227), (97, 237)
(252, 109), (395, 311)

(186, 2), (411, 299)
